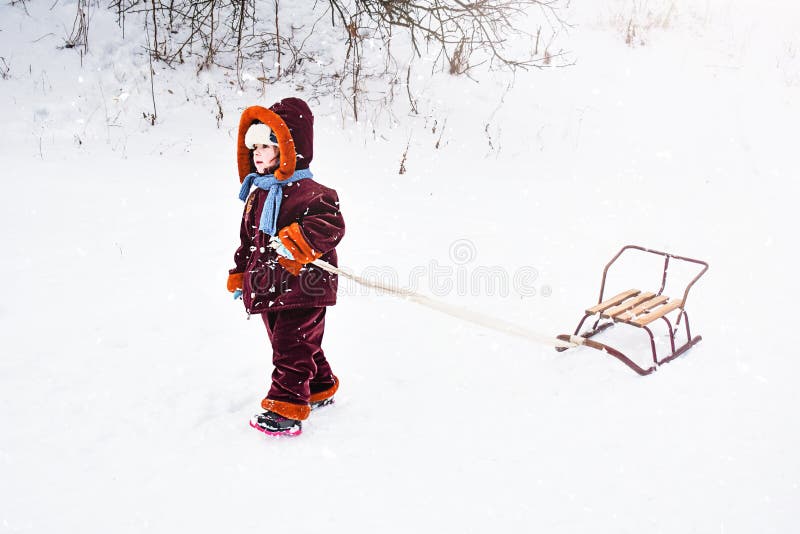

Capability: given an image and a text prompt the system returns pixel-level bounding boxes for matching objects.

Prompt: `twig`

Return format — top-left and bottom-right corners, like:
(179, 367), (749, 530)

(275, 0), (281, 78)
(398, 137), (410, 174)
(145, 19), (158, 125)
(406, 64), (418, 114)
(32, 33), (56, 43)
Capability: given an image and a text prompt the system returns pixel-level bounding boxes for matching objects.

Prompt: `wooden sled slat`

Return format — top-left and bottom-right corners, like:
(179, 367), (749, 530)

(632, 299), (684, 326)
(586, 289), (640, 315)
(617, 295), (669, 321)
(601, 292), (655, 319)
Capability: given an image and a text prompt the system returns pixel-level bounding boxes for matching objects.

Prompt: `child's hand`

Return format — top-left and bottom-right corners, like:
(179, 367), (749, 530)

(277, 223), (323, 265)
(277, 256), (304, 276)
(227, 272), (244, 299)
(269, 237), (295, 261)
(269, 232), (306, 276)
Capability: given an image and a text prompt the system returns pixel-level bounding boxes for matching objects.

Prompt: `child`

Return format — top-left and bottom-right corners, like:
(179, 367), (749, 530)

(227, 98), (345, 437)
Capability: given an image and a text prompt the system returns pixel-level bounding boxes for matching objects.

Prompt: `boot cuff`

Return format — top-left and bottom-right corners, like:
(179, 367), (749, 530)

(309, 375), (339, 404)
(261, 398), (311, 421)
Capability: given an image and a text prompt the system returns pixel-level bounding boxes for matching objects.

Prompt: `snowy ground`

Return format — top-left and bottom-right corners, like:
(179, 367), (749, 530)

(2, 1), (799, 532)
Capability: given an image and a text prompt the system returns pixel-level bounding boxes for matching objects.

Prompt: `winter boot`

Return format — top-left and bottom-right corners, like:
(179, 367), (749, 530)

(310, 397), (335, 410)
(249, 410), (302, 437)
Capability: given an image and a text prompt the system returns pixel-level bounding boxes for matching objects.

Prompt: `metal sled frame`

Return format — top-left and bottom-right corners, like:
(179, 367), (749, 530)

(557, 245), (709, 376)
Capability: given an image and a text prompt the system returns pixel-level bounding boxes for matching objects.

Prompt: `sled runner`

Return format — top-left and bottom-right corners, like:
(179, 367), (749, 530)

(556, 245), (708, 375)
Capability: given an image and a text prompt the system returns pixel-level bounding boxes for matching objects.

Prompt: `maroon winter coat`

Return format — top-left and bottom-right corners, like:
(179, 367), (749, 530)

(229, 99), (345, 313)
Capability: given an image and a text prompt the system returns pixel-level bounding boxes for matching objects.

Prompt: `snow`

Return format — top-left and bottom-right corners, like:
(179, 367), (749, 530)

(1, 1), (799, 532)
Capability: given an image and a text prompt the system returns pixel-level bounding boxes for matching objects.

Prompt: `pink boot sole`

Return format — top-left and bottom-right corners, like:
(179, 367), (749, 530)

(249, 419), (302, 437)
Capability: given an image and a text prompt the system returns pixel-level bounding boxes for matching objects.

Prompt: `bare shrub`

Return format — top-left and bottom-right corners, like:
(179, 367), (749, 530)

(90, 1), (569, 119)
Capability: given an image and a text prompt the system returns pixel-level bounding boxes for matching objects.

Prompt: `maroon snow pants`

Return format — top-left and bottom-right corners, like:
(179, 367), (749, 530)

(261, 306), (336, 407)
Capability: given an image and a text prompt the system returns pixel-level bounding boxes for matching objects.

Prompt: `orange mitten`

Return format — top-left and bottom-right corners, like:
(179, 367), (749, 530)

(278, 222), (323, 265)
(227, 272), (244, 292)
(277, 256), (304, 276)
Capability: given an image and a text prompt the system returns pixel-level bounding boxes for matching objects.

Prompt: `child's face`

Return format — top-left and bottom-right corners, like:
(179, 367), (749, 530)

(253, 144), (279, 174)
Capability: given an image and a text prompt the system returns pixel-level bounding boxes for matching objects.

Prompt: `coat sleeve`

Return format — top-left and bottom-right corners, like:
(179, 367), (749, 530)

(230, 193), (257, 274)
(299, 187), (345, 255)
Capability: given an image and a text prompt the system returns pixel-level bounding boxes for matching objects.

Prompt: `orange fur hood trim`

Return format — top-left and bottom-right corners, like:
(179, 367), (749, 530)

(237, 106), (297, 183)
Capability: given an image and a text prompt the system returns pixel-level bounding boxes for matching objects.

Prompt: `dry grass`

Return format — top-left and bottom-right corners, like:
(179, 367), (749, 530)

(612, 0), (677, 47)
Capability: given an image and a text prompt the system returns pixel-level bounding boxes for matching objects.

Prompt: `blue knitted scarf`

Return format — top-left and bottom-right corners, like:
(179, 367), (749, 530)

(238, 169), (313, 236)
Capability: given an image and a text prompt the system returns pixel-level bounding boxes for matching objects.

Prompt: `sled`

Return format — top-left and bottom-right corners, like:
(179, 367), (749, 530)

(556, 245), (708, 375)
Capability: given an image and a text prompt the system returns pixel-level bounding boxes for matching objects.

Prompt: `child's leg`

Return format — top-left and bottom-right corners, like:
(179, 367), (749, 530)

(305, 308), (336, 394)
(303, 308), (339, 403)
(260, 307), (328, 420)
(310, 351), (336, 394)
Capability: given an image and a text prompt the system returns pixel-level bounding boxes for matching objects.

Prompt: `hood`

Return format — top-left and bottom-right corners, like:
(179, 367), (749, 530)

(236, 97), (314, 183)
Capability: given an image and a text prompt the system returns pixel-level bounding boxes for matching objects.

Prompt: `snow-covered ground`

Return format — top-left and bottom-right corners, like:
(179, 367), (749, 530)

(2, 1), (799, 532)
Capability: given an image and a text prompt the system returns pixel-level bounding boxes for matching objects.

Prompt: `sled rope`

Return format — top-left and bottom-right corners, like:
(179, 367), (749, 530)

(311, 257), (583, 350)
